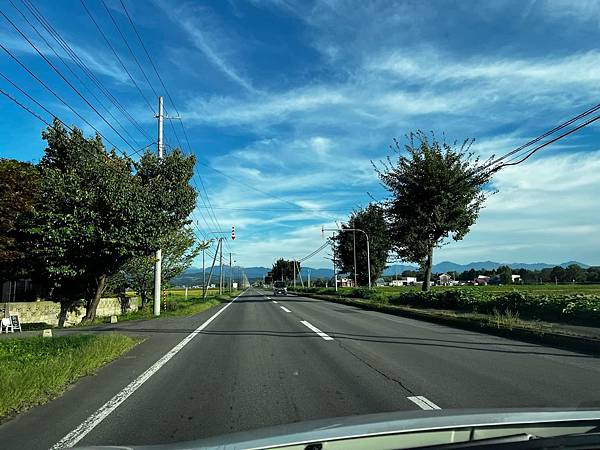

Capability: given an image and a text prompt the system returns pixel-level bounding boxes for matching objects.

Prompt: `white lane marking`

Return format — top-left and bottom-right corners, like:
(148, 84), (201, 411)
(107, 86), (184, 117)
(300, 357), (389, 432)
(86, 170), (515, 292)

(280, 306), (291, 313)
(272, 300), (278, 304)
(267, 297), (272, 300)
(407, 396), (442, 410)
(300, 320), (334, 341)
(51, 292), (244, 449)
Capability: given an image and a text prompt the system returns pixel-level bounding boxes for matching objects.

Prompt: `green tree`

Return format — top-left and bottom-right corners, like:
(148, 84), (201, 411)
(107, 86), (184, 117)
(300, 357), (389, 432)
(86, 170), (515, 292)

(333, 204), (390, 286)
(24, 121), (196, 322)
(376, 131), (494, 291)
(118, 229), (204, 307)
(497, 265), (512, 284)
(271, 258), (299, 282)
(0, 159), (40, 284)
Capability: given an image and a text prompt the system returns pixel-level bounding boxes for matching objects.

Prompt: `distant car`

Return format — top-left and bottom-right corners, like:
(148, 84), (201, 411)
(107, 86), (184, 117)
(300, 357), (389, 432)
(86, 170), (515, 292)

(273, 281), (287, 296)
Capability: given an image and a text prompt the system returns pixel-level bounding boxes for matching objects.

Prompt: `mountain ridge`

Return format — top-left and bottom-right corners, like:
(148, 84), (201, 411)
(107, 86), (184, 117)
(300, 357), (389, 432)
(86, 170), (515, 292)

(173, 260), (591, 283)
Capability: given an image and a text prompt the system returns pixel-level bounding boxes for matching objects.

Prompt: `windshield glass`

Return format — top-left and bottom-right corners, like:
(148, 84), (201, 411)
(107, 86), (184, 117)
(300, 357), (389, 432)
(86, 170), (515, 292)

(1, 1), (599, 449)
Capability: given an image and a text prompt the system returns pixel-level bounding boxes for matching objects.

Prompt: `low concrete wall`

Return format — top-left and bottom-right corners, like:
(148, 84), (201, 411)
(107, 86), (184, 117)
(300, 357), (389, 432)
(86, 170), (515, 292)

(3, 297), (140, 327)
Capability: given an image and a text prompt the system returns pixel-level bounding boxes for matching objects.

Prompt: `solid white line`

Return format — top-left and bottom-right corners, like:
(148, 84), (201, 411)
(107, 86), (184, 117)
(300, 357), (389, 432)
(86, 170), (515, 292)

(280, 306), (291, 313)
(407, 396), (442, 410)
(51, 292), (244, 449)
(300, 320), (334, 341)
(272, 300), (278, 304)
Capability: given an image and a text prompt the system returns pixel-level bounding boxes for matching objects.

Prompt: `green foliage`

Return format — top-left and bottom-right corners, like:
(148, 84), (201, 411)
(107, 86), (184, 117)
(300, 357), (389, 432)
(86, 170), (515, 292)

(0, 159), (40, 283)
(0, 334), (137, 418)
(290, 285), (600, 326)
(333, 204), (390, 286)
(115, 228), (203, 307)
(21, 120), (197, 321)
(497, 265), (513, 284)
(271, 258), (300, 282)
(375, 131), (494, 291)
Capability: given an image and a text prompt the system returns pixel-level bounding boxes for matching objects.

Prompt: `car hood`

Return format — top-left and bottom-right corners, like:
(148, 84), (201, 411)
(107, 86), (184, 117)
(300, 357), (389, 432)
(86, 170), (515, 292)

(77, 408), (600, 450)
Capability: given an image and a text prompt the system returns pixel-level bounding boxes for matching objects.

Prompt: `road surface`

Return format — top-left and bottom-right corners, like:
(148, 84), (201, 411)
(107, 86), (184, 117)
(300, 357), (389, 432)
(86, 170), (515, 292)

(1, 288), (599, 449)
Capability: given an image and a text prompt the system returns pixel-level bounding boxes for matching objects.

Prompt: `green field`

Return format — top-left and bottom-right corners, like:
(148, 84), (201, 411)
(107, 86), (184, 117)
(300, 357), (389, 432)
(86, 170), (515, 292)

(290, 284), (600, 327)
(0, 334), (138, 419)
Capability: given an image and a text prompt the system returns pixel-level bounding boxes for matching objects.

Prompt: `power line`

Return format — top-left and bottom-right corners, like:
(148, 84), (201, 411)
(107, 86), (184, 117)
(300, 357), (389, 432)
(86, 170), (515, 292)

(0, 41), (135, 157)
(79, 0), (155, 113)
(195, 206), (353, 213)
(99, 0), (159, 99)
(498, 113), (600, 168)
(8, 0), (143, 149)
(20, 0), (153, 143)
(0, 8), (142, 156)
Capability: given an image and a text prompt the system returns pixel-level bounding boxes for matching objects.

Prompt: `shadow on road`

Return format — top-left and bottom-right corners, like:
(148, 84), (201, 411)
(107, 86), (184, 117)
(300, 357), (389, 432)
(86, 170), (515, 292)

(58, 324), (597, 359)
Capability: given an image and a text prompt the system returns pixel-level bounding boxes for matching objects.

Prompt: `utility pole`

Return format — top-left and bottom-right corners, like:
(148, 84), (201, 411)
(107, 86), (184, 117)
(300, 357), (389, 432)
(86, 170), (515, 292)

(308, 269), (311, 288)
(219, 238), (223, 295)
(153, 96), (164, 317)
(353, 230), (357, 287)
(323, 227), (371, 288)
(229, 252), (233, 292)
(202, 247), (206, 297)
(293, 260), (297, 287)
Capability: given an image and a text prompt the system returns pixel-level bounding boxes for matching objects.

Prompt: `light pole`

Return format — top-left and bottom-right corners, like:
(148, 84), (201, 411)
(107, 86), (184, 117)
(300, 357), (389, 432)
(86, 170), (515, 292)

(322, 226), (372, 288)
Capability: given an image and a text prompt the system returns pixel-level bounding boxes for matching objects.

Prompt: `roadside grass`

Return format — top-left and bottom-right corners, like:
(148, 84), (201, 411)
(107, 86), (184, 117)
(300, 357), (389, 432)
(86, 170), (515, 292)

(290, 285), (600, 327)
(0, 334), (138, 419)
(71, 290), (240, 327)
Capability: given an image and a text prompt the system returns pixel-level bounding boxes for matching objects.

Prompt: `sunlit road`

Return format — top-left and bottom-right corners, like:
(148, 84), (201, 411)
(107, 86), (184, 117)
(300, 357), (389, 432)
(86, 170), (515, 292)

(1, 289), (599, 449)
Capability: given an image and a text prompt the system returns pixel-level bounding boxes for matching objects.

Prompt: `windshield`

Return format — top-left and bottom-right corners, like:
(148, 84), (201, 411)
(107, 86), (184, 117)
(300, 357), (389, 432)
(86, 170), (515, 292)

(1, 1), (599, 449)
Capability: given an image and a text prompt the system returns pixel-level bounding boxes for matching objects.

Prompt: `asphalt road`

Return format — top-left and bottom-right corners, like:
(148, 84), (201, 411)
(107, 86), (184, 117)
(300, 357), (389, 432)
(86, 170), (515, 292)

(1, 288), (599, 449)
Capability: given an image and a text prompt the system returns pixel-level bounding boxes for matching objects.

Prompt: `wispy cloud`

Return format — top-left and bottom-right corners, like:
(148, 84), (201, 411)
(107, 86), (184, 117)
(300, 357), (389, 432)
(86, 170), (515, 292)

(155, 0), (256, 93)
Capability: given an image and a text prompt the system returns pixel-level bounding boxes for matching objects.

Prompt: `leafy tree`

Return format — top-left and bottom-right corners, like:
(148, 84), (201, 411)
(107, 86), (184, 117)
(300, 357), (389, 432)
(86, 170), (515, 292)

(0, 159), (40, 284)
(271, 258), (300, 282)
(376, 131), (494, 291)
(333, 204), (390, 286)
(118, 228), (203, 307)
(23, 121), (196, 322)
(497, 265), (512, 284)
(402, 270), (418, 277)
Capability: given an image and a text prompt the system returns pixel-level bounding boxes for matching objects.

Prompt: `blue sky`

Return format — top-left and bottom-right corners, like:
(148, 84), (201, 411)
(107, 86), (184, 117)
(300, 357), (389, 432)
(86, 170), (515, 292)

(1, 0), (600, 268)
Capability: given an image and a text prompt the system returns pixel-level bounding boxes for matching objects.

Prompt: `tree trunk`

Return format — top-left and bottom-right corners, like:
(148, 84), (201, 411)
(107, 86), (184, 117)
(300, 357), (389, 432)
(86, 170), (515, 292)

(83, 274), (107, 322)
(422, 246), (433, 292)
(58, 300), (74, 327)
(140, 290), (148, 308)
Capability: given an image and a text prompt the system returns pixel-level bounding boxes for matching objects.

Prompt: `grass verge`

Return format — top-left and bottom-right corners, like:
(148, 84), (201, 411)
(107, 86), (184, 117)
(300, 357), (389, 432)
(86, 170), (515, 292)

(72, 291), (241, 328)
(293, 291), (600, 355)
(0, 334), (138, 420)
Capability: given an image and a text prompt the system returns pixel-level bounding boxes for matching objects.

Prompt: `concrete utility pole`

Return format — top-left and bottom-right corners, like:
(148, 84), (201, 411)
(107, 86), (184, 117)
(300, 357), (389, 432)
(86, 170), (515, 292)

(308, 269), (311, 288)
(353, 230), (357, 288)
(323, 227), (372, 288)
(229, 252), (233, 292)
(202, 247), (206, 297)
(219, 238), (224, 295)
(153, 96), (164, 317)
(293, 260), (297, 287)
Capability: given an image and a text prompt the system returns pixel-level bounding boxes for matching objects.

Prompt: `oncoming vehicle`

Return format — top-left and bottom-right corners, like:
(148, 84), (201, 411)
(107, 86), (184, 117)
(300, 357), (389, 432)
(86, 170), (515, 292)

(273, 281), (287, 296)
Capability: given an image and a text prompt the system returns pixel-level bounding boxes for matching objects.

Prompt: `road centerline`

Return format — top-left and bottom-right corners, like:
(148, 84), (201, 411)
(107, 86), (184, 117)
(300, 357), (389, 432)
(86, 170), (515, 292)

(280, 306), (291, 313)
(51, 291), (245, 449)
(300, 320), (334, 341)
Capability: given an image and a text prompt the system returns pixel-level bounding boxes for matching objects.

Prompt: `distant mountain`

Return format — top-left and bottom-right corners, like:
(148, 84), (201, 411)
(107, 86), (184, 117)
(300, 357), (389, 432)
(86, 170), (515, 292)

(171, 260), (591, 285)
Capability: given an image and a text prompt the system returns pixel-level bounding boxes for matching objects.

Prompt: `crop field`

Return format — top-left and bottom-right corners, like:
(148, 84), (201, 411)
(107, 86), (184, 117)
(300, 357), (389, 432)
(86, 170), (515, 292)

(291, 284), (600, 327)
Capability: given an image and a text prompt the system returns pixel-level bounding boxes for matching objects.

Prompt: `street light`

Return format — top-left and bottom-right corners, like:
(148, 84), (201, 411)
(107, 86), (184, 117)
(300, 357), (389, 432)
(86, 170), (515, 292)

(322, 226), (372, 289)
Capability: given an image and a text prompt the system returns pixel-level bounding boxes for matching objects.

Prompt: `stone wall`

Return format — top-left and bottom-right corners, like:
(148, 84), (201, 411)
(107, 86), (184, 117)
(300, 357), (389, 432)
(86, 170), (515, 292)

(3, 297), (140, 327)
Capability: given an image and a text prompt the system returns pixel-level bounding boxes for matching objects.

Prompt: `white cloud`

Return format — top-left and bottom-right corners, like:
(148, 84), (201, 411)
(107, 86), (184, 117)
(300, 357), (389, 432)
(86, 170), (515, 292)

(0, 34), (130, 84)
(435, 151), (600, 265)
(155, 0), (256, 93)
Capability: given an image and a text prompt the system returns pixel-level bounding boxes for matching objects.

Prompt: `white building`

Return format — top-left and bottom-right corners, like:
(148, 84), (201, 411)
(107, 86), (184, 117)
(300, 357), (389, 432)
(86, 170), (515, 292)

(390, 277), (417, 286)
